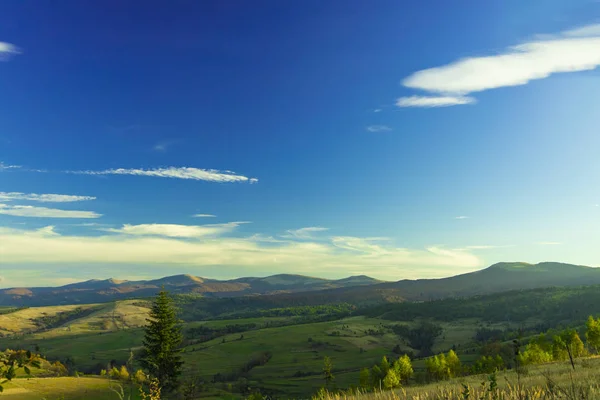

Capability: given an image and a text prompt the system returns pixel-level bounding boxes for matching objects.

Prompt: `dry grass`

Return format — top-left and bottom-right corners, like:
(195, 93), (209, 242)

(0, 301), (151, 338)
(35, 300), (150, 338)
(316, 357), (600, 400)
(0, 305), (101, 336)
(1, 376), (142, 399)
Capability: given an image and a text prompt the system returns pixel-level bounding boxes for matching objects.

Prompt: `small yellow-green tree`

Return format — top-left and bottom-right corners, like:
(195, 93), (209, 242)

(119, 365), (130, 381)
(393, 354), (413, 383)
(586, 316), (600, 353)
(359, 368), (370, 390)
(382, 369), (400, 390)
(446, 350), (461, 378)
(134, 369), (147, 384)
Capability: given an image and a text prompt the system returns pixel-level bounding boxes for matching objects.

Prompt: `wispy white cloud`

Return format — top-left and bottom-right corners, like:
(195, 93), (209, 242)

(0, 42), (21, 60)
(373, 109), (382, 113)
(459, 245), (513, 250)
(0, 204), (101, 219)
(397, 23), (600, 107)
(104, 222), (250, 238)
(536, 241), (562, 246)
(331, 236), (391, 254)
(455, 216), (469, 219)
(563, 24), (600, 38)
(0, 192), (96, 203)
(285, 227), (329, 239)
(152, 140), (179, 152)
(193, 214), (217, 218)
(0, 162), (20, 170)
(0, 225), (483, 280)
(397, 96), (476, 108)
(366, 125), (392, 132)
(70, 166), (258, 184)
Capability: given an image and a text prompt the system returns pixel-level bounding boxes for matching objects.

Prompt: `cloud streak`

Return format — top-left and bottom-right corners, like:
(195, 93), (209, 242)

(0, 204), (101, 219)
(366, 125), (392, 132)
(0, 192), (96, 203)
(193, 214), (216, 218)
(104, 222), (250, 238)
(397, 24), (600, 107)
(285, 227), (329, 239)
(0, 162), (20, 170)
(71, 166), (258, 183)
(397, 96), (476, 108)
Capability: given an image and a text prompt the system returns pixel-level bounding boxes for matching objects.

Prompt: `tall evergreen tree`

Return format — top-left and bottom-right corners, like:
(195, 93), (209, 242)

(140, 290), (183, 394)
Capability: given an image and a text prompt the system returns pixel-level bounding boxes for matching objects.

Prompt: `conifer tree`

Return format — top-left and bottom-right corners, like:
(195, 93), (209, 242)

(140, 289), (183, 393)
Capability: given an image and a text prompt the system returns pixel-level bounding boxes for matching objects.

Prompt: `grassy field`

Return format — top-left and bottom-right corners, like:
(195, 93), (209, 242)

(1, 314), (490, 397)
(0, 300), (545, 399)
(0, 300), (150, 338)
(1, 377), (142, 400)
(0, 304), (104, 336)
(178, 316), (497, 398)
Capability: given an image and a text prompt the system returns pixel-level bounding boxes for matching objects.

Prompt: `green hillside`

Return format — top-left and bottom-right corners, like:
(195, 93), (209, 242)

(4, 282), (600, 398)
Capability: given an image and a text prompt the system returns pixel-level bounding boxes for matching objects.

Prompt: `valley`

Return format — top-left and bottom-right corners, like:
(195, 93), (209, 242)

(2, 262), (600, 398)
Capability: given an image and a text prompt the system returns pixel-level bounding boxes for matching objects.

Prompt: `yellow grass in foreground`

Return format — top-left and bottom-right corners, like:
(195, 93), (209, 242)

(317, 358), (600, 400)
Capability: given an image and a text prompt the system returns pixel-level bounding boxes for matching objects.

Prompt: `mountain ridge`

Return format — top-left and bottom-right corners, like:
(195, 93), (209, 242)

(1, 262), (598, 307)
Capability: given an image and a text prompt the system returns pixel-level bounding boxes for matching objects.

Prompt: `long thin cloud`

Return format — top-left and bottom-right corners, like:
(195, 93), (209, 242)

(0, 204), (101, 219)
(71, 166), (258, 183)
(397, 24), (600, 107)
(397, 96), (476, 108)
(0, 192), (96, 203)
(366, 125), (392, 132)
(0, 162), (20, 170)
(105, 222), (250, 238)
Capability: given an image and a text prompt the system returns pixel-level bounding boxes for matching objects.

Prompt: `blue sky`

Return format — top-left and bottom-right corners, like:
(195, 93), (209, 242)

(1, 0), (600, 287)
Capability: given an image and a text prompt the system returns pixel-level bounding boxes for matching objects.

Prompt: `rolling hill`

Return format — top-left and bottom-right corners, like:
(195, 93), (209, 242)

(0, 273), (383, 307)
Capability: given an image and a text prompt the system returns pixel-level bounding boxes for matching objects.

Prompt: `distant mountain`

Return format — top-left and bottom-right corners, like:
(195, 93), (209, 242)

(1, 262), (598, 308)
(0, 273), (383, 307)
(271, 262), (600, 306)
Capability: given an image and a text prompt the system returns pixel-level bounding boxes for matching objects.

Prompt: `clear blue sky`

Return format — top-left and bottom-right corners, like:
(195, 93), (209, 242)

(1, 0), (599, 287)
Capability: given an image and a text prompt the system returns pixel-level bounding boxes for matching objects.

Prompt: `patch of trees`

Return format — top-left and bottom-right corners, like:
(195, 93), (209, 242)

(184, 323), (257, 345)
(362, 285), (600, 328)
(390, 321), (443, 356)
(474, 327), (507, 343)
(518, 329), (586, 366)
(424, 349), (462, 381)
(0, 307), (19, 316)
(32, 307), (99, 331)
(359, 355), (413, 391)
(174, 293), (357, 321)
(212, 351), (272, 383)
